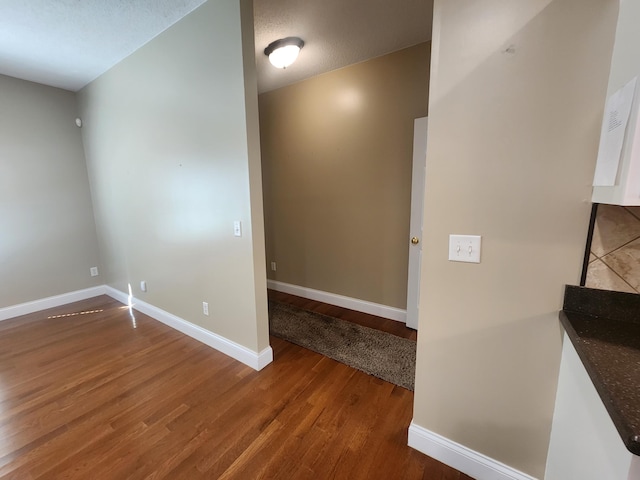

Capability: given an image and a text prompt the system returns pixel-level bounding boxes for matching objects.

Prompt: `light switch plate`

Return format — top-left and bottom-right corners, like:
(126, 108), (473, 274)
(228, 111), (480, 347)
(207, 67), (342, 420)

(448, 235), (482, 263)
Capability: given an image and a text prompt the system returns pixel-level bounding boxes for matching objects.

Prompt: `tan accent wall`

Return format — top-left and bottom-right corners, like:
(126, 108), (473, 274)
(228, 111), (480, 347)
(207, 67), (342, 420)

(77, 0), (269, 353)
(412, 0), (617, 478)
(0, 75), (101, 308)
(260, 43), (430, 309)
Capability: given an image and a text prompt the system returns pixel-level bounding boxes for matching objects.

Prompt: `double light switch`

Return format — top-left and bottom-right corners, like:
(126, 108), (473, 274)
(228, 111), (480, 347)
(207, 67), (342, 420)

(448, 235), (482, 263)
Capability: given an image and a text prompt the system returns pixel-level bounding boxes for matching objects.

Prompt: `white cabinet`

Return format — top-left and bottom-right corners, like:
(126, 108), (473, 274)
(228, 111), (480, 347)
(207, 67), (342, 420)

(592, 0), (640, 206)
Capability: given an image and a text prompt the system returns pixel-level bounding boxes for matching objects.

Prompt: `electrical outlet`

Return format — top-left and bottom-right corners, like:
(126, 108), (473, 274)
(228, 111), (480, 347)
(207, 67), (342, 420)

(233, 220), (242, 237)
(271, 261), (277, 271)
(202, 302), (209, 316)
(140, 280), (147, 292)
(90, 267), (99, 277)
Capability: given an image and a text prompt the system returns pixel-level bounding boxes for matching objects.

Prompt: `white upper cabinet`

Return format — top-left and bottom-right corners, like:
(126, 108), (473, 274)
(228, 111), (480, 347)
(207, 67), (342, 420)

(592, 0), (640, 206)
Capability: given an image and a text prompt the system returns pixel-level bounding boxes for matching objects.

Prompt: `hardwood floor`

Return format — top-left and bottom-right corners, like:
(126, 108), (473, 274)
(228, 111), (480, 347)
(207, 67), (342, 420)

(267, 290), (418, 341)
(0, 295), (472, 479)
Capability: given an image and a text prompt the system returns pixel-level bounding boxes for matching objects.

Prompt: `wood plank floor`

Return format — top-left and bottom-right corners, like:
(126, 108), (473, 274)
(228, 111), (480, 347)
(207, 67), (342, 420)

(267, 290), (418, 341)
(0, 295), (473, 479)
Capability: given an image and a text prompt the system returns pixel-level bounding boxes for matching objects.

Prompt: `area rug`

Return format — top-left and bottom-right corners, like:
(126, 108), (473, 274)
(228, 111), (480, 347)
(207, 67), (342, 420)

(268, 301), (416, 390)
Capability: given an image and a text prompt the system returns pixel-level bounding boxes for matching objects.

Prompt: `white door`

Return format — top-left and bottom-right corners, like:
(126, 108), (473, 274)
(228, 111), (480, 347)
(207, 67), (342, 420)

(405, 117), (428, 330)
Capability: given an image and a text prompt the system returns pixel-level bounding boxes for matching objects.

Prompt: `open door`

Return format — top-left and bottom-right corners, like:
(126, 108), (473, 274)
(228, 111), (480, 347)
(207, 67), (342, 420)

(406, 116), (428, 330)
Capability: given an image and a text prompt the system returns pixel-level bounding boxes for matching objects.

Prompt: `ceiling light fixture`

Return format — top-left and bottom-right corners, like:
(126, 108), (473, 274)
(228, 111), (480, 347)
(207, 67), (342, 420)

(264, 37), (304, 69)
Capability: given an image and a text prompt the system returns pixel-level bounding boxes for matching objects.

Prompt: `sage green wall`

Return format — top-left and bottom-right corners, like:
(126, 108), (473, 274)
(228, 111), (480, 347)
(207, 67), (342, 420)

(0, 74), (101, 308)
(412, 0), (617, 478)
(260, 43), (430, 309)
(77, 0), (269, 353)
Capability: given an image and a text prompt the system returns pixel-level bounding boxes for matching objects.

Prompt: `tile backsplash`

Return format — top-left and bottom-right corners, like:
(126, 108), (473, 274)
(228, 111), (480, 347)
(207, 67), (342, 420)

(586, 204), (640, 294)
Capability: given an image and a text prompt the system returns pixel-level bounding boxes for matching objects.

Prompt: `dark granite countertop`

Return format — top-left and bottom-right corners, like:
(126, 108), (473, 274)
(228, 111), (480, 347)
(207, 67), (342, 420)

(561, 285), (640, 456)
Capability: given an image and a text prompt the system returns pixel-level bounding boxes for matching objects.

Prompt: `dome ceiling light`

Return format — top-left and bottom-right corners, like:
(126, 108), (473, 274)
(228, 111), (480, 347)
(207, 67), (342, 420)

(264, 37), (304, 69)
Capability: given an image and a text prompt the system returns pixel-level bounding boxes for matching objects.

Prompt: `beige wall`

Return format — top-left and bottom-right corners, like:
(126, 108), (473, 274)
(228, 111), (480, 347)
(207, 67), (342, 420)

(0, 74), (101, 308)
(413, 1), (617, 478)
(78, 0), (269, 353)
(260, 43), (430, 309)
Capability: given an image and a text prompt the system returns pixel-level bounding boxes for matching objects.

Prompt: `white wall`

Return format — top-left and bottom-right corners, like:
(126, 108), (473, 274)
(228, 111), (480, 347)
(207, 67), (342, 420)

(546, 334), (634, 480)
(411, 0), (618, 477)
(0, 74), (101, 308)
(77, 0), (269, 354)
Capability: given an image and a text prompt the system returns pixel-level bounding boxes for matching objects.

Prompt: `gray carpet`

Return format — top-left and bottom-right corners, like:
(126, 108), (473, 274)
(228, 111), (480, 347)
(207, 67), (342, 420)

(268, 301), (416, 390)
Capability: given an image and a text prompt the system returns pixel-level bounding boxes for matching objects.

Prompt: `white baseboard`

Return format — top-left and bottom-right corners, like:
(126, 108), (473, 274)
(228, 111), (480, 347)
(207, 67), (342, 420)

(267, 280), (407, 323)
(0, 286), (107, 322)
(408, 422), (538, 480)
(104, 286), (273, 371)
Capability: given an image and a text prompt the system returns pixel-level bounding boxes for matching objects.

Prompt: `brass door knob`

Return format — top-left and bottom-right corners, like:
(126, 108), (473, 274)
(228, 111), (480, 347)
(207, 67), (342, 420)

(411, 236), (420, 245)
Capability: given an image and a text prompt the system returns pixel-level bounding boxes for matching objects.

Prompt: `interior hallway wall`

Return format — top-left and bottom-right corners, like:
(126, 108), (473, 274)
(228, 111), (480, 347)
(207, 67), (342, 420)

(0, 74), (101, 309)
(78, 0), (269, 354)
(412, 0), (618, 477)
(260, 43), (430, 309)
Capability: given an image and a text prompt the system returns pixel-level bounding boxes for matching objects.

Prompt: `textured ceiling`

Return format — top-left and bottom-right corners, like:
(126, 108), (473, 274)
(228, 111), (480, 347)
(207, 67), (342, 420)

(254, 0), (433, 93)
(0, 0), (207, 91)
(0, 0), (432, 93)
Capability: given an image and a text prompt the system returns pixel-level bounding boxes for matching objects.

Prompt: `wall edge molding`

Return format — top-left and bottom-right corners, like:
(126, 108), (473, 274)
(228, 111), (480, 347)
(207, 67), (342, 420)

(104, 286), (273, 371)
(408, 421), (538, 480)
(267, 280), (407, 323)
(0, 286), (107, 321)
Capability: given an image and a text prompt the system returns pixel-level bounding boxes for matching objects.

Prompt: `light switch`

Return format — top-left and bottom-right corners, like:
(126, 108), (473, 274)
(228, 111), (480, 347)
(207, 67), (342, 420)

(233, 220), (242, 237)
(448, 235), (482, 263)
